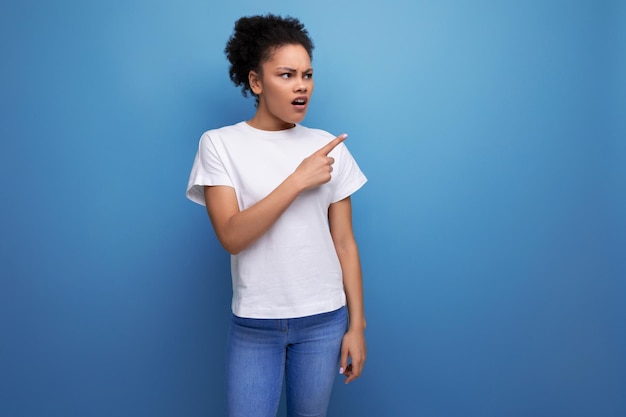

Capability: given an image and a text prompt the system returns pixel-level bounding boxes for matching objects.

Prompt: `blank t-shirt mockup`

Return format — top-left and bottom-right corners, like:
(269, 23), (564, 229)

(187, 122), (366, 319)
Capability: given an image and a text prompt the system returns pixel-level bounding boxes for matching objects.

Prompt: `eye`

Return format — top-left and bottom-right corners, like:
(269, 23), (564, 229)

(304, 73), (313, 79)
(280, 73), (291, 79)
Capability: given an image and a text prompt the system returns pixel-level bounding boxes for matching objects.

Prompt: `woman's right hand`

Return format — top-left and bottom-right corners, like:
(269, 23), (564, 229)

(291, 134), (347, 191)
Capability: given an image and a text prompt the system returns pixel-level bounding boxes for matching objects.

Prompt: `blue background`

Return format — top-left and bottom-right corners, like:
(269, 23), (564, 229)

(1, 0), (624, 416)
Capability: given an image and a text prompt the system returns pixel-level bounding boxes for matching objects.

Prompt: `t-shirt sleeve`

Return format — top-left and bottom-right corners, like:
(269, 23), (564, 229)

(330, 143), (367, 203)
(186, 132), (233, 206)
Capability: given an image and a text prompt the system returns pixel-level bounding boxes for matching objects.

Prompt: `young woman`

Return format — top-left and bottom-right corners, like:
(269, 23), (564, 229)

(186, 14), (367, 417)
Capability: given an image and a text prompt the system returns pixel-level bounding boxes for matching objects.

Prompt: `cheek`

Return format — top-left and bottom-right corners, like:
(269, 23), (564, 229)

(264, 81), (284, 99)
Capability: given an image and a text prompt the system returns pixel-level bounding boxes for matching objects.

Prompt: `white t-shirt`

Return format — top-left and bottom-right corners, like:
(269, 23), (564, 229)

(186, 121), (367, 319)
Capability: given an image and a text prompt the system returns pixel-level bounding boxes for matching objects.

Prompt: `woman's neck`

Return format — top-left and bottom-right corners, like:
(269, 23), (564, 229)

(248, 106), (296, 131)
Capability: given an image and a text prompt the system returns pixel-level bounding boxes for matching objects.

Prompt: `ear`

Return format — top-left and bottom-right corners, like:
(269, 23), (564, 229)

(249, 70), (263, 95)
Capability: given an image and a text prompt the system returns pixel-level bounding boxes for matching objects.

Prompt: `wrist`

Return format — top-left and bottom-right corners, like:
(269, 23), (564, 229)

(285, 172), (305, 194)
(348, 319), (367, 332)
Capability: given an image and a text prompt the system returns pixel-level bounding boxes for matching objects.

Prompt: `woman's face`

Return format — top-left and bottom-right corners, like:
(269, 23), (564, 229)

(249, 43), (314, 130)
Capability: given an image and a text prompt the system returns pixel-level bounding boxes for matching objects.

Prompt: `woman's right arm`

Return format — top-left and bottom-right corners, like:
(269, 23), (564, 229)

(204, 178), (299, 255)
(204, 134), (346, 254)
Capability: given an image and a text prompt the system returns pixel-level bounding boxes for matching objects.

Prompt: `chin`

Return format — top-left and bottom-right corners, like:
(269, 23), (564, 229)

(272, 111), (307, 128)
(290, 113), (307, 124)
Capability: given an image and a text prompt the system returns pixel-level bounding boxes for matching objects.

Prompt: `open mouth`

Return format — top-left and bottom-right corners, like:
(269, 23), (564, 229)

(292, 97), (308, 106)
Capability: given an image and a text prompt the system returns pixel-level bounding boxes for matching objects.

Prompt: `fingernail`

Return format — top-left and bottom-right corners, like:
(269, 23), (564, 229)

(339, 367), (344, 374)
(342, 133), (348, 139)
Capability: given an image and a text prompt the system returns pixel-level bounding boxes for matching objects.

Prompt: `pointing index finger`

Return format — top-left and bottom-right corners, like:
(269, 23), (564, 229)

(318, 133), (348, 156)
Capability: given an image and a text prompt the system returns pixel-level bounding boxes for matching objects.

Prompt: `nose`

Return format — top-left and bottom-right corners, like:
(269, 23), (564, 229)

(294, 76), (308, 92)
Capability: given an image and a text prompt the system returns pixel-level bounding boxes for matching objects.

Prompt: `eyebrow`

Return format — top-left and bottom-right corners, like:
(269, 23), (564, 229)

(275, 67), (314, 73)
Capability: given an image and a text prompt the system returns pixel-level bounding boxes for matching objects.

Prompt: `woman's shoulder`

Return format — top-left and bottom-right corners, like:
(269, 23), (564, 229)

(297, 125), (348, 156)
(297, 124), (335, 140)
(203, 121), (248, 137)
(197, 122), (250, 146)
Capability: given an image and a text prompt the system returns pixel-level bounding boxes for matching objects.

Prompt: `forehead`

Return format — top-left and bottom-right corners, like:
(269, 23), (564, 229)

(263, 44), (312, 68)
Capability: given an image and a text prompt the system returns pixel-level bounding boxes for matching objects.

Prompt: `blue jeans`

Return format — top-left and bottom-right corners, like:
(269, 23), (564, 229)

(226, 306), (348, 417)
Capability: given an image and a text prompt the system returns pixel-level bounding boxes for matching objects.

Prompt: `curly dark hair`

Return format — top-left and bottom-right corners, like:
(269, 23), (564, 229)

(224, 14), (314, 100)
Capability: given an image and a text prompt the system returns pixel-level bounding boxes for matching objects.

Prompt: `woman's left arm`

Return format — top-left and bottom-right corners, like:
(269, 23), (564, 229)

(328, 196), (366, 384)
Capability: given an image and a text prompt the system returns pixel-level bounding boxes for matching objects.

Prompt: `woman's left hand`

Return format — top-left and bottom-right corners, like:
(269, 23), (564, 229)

(339, 328), (367, 384)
